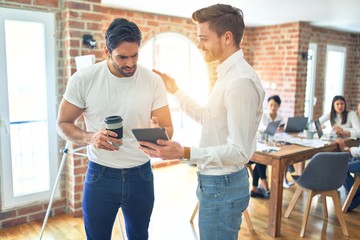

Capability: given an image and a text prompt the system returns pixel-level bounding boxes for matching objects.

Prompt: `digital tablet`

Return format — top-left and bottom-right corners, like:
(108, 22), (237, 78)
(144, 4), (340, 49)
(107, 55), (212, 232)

(132, 127), (169, 145)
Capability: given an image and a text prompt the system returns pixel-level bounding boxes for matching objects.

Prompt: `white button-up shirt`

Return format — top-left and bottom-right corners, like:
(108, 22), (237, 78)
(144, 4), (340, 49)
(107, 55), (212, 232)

(174, 50), (265, 175)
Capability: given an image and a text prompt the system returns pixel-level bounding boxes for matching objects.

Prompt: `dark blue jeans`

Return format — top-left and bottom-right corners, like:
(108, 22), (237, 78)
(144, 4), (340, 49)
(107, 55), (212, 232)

(83, 161), (154, 240)
(344, 157), (360, 196)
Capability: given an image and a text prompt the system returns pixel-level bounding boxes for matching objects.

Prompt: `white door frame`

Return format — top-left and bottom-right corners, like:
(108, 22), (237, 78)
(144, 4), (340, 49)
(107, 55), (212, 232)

(0, 7), (58, 209)
(304, 43), (317, 121)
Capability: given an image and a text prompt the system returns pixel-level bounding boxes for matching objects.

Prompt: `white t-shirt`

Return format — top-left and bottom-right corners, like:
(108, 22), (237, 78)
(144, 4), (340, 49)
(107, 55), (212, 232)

(63, 60), (168, 168)
(258, 111), (285, 132)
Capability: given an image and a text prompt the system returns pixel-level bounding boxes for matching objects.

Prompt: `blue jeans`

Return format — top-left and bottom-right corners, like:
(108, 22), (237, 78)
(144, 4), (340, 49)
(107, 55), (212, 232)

(197, 168), (250, 240)
(344, 157), (360, 196)
(83, 161), (154, 240)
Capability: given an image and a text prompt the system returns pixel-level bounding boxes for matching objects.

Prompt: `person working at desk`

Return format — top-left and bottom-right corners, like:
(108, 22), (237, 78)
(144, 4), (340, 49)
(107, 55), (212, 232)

(250, 95), (284, 198)
(336, 129), (360, 211)
(139, 4), (265, 240)
(319, 95), (360, 133)
(57, 18), (173, 240)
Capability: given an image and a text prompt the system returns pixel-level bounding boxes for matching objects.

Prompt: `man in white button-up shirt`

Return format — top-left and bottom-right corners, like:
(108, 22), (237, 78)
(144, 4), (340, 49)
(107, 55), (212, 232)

(139, 4), (265, 239)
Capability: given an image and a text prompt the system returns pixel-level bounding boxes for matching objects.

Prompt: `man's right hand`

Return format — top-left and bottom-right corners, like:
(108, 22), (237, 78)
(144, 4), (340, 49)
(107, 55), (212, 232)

(152, 69), (179, 94)
(335, 139), (345, 151)
(90, 128), (122, 151)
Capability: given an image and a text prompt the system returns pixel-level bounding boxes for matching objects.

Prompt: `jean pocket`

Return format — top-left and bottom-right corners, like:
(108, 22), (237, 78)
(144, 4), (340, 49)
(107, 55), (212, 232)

(85, 168), (102, 184)
(228, 196), (250, 213)
(198, 184), (223, 200)
(140, 167), (154, 181)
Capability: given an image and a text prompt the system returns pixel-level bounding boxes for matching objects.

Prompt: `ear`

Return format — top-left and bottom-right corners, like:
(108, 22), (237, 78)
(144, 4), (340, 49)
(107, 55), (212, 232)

(223, 31), (233, 45)
(104, 46), (110, 58)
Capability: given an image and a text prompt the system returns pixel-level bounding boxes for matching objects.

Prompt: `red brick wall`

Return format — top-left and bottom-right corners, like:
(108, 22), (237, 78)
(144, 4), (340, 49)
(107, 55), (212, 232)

(1, 0), (359, 229)
(243, 22), (305, 119)
(243, 22), (360, 121)
(59, 0), (105, 218)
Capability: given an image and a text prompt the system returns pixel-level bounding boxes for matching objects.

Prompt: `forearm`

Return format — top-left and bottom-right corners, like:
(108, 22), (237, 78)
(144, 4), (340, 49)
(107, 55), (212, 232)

(57, 122), (93, 146)
(351, 129), (360, 138)
(174, 89), (205, 124)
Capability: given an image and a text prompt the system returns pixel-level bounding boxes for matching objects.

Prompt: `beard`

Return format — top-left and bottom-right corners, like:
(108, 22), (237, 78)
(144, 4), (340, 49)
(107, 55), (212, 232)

(110, 59), (137, 77)
(202, 47), (220, 63)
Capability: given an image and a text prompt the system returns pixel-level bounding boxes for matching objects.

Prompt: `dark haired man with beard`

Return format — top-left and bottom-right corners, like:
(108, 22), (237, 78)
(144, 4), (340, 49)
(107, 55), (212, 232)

(57, 18), (173, 240)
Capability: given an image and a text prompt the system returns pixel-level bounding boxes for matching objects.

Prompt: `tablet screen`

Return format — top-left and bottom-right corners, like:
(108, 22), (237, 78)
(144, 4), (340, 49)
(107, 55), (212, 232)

(132, 127), (169, 144)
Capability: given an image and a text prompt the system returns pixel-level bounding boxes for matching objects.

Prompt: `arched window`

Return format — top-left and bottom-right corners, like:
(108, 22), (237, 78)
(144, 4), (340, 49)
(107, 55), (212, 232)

(139, 32), (209, 147)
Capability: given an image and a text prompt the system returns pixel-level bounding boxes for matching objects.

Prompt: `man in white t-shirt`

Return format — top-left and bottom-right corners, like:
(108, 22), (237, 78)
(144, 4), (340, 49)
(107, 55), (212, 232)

(57, 18), (173, 240)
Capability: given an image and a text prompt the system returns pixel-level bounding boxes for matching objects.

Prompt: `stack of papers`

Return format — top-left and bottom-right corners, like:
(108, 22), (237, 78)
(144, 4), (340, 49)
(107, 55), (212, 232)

(256, 142), (280, 153)
(273, 132), (326, 148)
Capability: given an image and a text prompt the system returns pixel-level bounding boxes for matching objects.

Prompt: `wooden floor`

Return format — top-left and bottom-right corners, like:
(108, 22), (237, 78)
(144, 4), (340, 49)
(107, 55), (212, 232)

(1, 163), (360, 240)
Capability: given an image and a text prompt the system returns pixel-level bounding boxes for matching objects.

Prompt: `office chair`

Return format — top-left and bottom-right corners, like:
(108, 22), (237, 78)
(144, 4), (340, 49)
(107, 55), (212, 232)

(284, 152), (350, 237)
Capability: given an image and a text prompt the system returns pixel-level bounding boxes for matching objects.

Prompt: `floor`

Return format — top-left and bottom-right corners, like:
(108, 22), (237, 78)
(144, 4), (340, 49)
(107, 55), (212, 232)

(1, 163), (360, 240)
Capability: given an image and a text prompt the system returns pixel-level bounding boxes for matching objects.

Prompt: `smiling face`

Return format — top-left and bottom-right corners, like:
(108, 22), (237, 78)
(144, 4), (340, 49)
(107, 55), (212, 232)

(333, 99), (346, 114)
(196, 22), (226, 63)
(105, 41), (139, 78)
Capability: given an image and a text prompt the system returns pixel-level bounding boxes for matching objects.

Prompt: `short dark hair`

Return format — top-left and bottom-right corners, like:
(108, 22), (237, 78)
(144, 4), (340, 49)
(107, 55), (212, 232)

(105, 18), (142, 53)
(268, 95), (281, 105)
(330, 95), (348, 125)
(192, 4), (244, 46)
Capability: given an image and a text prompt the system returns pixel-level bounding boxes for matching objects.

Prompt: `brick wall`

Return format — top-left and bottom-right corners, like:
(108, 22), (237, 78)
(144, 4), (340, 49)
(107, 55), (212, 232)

(243, 22), (360, 121)
(243, 22), (305, 119)
(1, 0), (359, 229)
(59, 0), (105, 218)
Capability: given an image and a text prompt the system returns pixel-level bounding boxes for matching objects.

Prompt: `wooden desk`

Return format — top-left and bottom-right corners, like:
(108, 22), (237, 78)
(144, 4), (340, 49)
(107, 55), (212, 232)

(251, 138), (359, 237)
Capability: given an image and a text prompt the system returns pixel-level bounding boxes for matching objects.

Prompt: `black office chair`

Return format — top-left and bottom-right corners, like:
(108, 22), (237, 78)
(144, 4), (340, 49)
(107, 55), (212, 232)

(284, 152), (350, 237)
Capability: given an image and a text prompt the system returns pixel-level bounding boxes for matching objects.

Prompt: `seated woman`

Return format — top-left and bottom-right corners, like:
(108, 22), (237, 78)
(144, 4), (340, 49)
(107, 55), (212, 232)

(250, 95), (284, 198)
(336, 129), (360, 211)
(319, 95), (360, 133)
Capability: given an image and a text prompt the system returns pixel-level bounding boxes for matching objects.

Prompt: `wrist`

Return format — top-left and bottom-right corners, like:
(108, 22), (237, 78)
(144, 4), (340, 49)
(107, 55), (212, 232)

(181, 146), (190, 160)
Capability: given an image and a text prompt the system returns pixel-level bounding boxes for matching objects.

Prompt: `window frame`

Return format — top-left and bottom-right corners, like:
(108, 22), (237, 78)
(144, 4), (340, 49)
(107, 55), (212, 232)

(0, 7), (58, 209)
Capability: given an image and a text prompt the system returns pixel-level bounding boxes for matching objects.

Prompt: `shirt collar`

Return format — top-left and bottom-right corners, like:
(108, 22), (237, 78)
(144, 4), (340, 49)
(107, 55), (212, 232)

(216, 49), (244, 79)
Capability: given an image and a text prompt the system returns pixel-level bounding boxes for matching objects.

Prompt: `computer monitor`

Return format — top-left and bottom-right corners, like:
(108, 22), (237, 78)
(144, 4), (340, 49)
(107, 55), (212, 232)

(285, 117), (308, 133)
